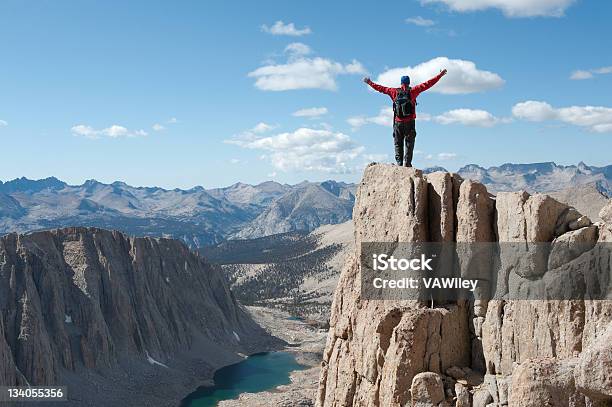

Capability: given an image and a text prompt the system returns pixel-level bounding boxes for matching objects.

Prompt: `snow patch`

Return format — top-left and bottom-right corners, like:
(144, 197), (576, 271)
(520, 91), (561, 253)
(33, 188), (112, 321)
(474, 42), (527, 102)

(233, 331), (241, 342)
(64, 314), (72, 324)
(145, 350), (168, 368)
(165, 277), (170, 284)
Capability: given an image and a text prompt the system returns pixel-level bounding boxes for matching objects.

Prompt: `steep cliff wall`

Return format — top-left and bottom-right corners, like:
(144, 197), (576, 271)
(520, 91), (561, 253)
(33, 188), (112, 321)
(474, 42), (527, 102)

(0, 227), (280, 406)
(317, 164), (612, 407)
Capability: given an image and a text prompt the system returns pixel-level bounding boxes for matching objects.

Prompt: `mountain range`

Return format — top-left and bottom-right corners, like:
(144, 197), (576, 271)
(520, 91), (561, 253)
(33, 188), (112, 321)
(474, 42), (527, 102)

(449, 161), (612, 195)
(0, 177), (355, 247)
(1, 162), (610, 246)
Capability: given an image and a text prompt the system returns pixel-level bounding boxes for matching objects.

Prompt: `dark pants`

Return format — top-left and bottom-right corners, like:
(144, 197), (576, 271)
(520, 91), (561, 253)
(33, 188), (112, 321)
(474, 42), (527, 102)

(393, 120), (417, 167)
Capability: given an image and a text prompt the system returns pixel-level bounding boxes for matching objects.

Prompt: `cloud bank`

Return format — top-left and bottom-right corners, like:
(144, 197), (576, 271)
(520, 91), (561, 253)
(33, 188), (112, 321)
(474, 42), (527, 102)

(71, 124), (148, 139)
(261, 21), (311, 36)
(375, 57), (504, 94)
(512, 100), (612, 133)
(570, 66), (612, 80)
(293, 107), (328, 117)
(420, 0), (576, 17)
(227, 127), (364, 173)
(405, 16), (436, 26)
(249, 57), (366, 91)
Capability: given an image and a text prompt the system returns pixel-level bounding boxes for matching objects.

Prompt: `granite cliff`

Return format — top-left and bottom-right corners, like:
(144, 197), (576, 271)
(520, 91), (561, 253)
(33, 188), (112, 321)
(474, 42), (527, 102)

(0, 227), (281, 406)
(317, 164), (612, 407)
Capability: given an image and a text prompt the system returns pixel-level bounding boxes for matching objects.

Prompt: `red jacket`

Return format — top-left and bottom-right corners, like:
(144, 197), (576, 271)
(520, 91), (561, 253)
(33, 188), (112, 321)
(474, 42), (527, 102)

(366, 71), (445, 122)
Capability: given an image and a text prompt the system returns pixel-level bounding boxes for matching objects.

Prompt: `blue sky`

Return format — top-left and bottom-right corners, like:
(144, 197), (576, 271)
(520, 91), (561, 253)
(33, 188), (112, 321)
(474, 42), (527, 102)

(0, 0), (611, 189)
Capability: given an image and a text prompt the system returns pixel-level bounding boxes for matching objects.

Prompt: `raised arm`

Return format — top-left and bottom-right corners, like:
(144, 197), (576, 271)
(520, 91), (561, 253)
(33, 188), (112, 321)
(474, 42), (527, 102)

(412, 69), (447, 96)
(363, 77), (395, 98)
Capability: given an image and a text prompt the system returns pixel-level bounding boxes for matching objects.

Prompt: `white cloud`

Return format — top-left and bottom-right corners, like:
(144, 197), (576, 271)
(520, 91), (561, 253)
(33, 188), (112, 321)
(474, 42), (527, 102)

(421, 0), (576, 17)
(570, 70), (593, 80)
(422, 152), (457, 161)
(593, 66), (612, 74)
(437, 152), (457, 160)
(435, 108), (508, 127)
(252, 122), (277, 133)
(249, 57), (366, 91)
(0, 120), (7, 127)
(512, 100), (612, 133)
(285, 42), (312, 57)
(230, 158), (241, 164)
(71, 124), (148, 139)
(406, 16), (436, 26)
(376, 57), (504, 94)
(511, 101), (557, 121)
(293, 107), (328, 118)
(348, 107), (394, 129)
(570, 66), (612, 80)
(230, 122), (278, 144)
(261, 21), (311, 36)
(152, 117), (179, 131)
(226, 127), (364, 173)
(346, 116), (368, 129)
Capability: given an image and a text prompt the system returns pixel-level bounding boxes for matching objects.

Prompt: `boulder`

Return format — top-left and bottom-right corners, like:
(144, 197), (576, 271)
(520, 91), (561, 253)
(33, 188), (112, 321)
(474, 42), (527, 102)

(509, 358), (583, 407)
(574, 325), (612, 402)
(472, 387), (493, 407)
(411, 372), (447, 406)
(548, 225), (598, 270)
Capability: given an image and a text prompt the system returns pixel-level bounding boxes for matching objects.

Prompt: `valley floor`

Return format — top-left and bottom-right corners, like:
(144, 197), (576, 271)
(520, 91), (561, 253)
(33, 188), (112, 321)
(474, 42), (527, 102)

(219, 306), (327, 407)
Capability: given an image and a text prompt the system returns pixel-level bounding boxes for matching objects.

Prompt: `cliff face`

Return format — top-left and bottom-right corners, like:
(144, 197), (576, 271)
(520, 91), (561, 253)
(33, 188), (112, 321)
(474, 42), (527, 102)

(317, 164), (612, 407)
(0, 227), (279, 406)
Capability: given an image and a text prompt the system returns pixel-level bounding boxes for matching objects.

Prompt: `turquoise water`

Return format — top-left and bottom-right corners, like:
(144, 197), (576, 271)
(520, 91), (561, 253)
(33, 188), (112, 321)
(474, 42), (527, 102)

(181, 352), (306, 407)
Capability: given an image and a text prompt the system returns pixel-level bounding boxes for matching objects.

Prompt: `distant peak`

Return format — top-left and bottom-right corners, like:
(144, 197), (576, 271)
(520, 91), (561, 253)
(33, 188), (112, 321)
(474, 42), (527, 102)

(577, 161), (591, 171)
(254, 180), (285, 190)
(458, 164), (486, 172)
(423, 166), (448, 174)
(496, 162), (556, 172)
(0, 176), (66, 193)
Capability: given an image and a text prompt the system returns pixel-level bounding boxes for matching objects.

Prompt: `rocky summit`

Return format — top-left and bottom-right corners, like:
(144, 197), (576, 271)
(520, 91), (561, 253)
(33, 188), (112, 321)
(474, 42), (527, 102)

(317, 163), (612, 407)
(0, 227), (281, 406)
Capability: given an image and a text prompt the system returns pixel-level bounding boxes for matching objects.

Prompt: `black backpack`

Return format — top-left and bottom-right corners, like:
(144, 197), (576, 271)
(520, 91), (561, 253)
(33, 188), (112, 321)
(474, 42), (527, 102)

(393, 88), (415, 118)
